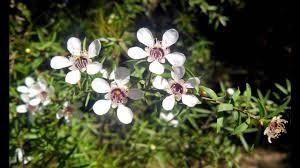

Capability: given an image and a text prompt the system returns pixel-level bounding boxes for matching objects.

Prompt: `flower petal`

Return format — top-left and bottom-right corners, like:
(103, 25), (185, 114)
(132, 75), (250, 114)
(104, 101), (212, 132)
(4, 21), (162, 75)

(50, 56), (72, 69)
(29, 98), (41, 106)
(100, 69), (108, 78)
(91, 78), (111, 93)
(114, 67), (130, 86)
(17, 86), (28, 93)
(152, 76), (168, 90)
(162, 29), (179, 48)
(137, 28), (154, 47)
(88, 39), (101, 58)
(86, 62), (102, 75)
(184, 77), (200, 88)
(117, 104), (133, 124)
(171, 66), (185, 80)
(20, 94), (30, 103)
(127, 47), (148, 59)
(67, 37), (81, 55)
(93, 99), (112, 115)
(128, 89), (144, 100)
(56, 111), (64, 119)
(162, 94), (175, 111)
(182, 94), (200, 107)
(25, 77), (35, 87)
(16, 105), (27, 113)
(149, 61), (164, 74)
(65, 70), (81, 84)
(165, 52), (186, 66)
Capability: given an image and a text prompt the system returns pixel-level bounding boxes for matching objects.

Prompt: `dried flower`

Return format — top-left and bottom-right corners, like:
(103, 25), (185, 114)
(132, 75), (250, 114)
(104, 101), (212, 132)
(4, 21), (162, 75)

(264, 115), (288, 143)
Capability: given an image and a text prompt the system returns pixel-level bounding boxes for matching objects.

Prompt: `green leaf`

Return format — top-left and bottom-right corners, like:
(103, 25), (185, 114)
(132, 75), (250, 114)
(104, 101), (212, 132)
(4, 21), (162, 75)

(286, 79), (291, 93)
(275, 83), (288, 95)
(232, 89), (240, 102)
(239, 135), (249, 151)
(217, 117), (224, 133)
(217, 103), (233, 112)
(257, 100), (266, 117)
(83, 37), (87, 51)
(244, 83), (251, 105)
(233, 123), (248, 135)
(200, 86), (218, 100)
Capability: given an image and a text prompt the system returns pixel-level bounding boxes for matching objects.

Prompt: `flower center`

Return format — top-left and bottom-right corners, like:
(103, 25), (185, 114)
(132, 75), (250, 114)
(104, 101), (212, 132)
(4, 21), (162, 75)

(74, 56), (88, 70)
(110, 88), (128, 104)
(269, 122), (278, 131)
(150, 47), (165, 61)
(63, 106), (74, 116)
(171, 83), (184, 95)
(40, 91), (48, 100)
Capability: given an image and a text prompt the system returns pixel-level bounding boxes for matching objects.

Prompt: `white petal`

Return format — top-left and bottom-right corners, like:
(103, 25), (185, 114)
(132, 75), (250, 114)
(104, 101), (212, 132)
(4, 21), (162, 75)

(109, 70), (115, 80)
(86, 62), (102, 75)
(16, 105), (27, 113)
(170, 120), (179, 127)
(15, 148), (24, 161)
(162, 29), (179, 48)
(184, 77), (200, 88)
(25, 77), (35, 87)
(100, 69), (108, 78)
(114, 67), (130, 85)
(50, 56), (72, 69)
(166, 112), (175, 121)
(20, 94), (30, 103)
(182, 94), (200, 107)
(91, 78), (111, 93)
(137, 28), (154, 47)
(171, 66), (185, 80)
(43, 100), (51, 106)
(88, 39), (101, 58)
(67, 37), (81, 55)
(29, 98), (41, 106)
(93, 100), (111, 115)
(152, 76), (168, 90)
(17, 86), (28, 93)
(149, 61), (164, 75)
(159, 113), (168, 120)
(165, 52), (186, 66)
(162, 95), (175, 111)
(65, 70), (81, 84)
(127, 47), (148, 59)
(128, 89), (144, 100)
(117, 104), (133, 124)
(28, 87), (39, 98)
(56, 112), (64, 119)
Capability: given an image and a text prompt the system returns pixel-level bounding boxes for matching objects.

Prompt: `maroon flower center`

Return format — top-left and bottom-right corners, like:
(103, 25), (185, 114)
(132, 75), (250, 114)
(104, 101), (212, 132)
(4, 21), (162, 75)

(40, 91), (48, 99)
(150, 47), (164, 60)
(74, 56), (88, 70)
(110, 88), (128, 104)
(64, 106), (74, 116)
(171, 83), (184, 95)
(269, 122), (278, 131)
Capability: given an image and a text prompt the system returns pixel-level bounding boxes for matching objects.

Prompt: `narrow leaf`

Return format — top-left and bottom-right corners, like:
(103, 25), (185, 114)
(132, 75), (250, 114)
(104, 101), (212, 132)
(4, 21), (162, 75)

(217, 103), (233, 112)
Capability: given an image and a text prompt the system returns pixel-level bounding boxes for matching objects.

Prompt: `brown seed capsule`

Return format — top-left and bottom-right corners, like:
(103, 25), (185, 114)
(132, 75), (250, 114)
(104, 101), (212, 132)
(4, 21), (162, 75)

(200, 90), (207, 97)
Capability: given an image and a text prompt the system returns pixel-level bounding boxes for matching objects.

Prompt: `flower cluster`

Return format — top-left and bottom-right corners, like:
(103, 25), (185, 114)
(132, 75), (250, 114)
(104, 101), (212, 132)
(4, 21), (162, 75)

(264, 115), (288, 143)
(16, 77), (54, 114)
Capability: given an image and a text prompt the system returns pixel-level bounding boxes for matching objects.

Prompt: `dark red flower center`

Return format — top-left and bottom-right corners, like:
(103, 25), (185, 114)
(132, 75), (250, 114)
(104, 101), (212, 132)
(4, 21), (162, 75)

(269, 122), (278, 131)
(110, 88), (128, 104)
(171, 83), (184, 94)
(150, 47), (164, 60)
(74, 56), (88, 70)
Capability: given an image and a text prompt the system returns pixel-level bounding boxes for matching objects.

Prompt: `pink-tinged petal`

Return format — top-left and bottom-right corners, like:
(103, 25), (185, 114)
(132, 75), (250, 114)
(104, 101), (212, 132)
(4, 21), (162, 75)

(184, 77), (200, 88)
(171, 66), (185, 80)
(65, 70), (81, 84)
(137, 28), (154, 47)
(67, 37), (81, 55)
(127, 47), (148, 59)
(117, 104), (133, 124)
(88, 39), (101, 58)
(162, 94), (175, 111)
(91, 78), (111, 93)
(128, 89), (144, 100)
(93, 99), (112, 115)
(182, 94), (201, 107)
(114, 67), (130, 86)
(152, 76), (168, 90)
(149, 61), (164, 75)
(17, 86), (29, 93)
(20, 94), (30, 103)
(50, 56), (72, 69)
(29, 98), (41, 106)
(165, 52), (186, 66)
(162, 29), (179, 48)
(25, 77), (35, 87)
(86, 62), (102, 75)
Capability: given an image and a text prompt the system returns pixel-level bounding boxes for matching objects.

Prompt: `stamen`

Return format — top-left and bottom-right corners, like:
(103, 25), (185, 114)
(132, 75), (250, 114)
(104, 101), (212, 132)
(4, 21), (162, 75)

(74, 56), (88, 70)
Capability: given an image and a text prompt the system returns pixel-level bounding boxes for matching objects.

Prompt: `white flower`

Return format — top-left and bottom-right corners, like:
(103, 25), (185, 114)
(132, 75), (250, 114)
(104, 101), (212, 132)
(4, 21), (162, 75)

(56, 101), (82, 123)
(50, 37), (104, 84)
(127, 28), (186, 75)
(14, 148), (32, 165)
(91, 67), (144, 124)
(16, 77), (54, 114)
(226, 88), (234, 96)
(153, 66), (201, 111)
(264, 115), (288, 143)
(160, 112), (179, 127)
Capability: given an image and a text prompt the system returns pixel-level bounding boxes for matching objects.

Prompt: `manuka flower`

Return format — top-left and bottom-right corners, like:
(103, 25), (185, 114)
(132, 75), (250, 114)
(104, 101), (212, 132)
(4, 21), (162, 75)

(91, 67), (144, 124)
(264, 115), (288, 143)
(127, 28), (186, 74)
(56, 101), (82, 123)
(152, 66), (201, 110)
(50, 37), (103, 84)
(160, 112), (179, 127)
(16, 77), (54, 114)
